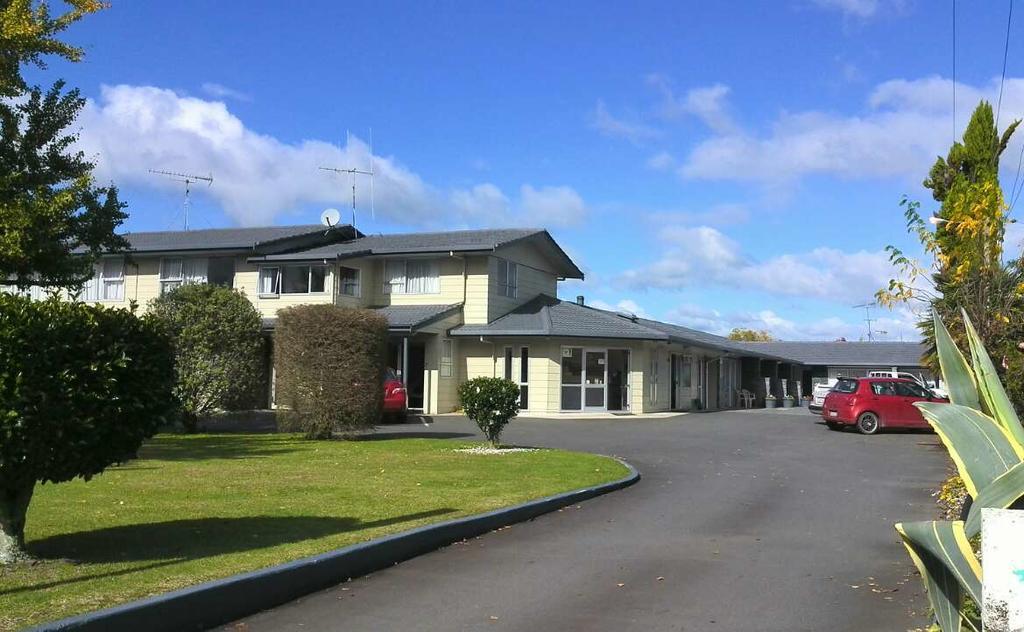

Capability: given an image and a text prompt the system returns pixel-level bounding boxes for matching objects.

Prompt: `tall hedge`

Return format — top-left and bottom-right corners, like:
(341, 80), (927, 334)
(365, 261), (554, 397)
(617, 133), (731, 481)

(0, 294), (178, 563)
(149, 284), (264, 432)
(274, 305), (388, 439)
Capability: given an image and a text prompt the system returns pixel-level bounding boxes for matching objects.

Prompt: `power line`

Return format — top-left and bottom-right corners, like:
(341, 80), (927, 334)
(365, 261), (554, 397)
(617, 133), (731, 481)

(995, 0), (1013, 133)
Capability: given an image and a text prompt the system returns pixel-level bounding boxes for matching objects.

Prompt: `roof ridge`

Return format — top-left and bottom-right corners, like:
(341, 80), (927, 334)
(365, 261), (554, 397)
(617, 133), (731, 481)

(123, 224), (325, 237)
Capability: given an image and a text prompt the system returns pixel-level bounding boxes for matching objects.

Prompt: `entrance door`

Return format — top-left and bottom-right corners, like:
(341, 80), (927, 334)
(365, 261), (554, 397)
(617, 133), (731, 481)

(583, 350), (607, 411)
(607, 349), (630, 412)
(670, 354), (678, 409)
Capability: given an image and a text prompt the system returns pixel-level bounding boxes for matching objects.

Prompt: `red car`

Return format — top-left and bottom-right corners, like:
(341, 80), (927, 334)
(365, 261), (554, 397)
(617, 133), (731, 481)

(822, 377), (948, 435)
(382, 368), (408, 421)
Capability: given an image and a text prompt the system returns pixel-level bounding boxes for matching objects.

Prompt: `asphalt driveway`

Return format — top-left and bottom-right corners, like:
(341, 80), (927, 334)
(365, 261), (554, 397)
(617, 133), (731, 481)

(224, 408), (948, 632)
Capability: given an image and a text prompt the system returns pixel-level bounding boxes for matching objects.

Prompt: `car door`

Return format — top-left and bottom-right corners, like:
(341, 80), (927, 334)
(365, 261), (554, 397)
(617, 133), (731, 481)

(893, 381), (932, 428)
(868, 381), (902, 426)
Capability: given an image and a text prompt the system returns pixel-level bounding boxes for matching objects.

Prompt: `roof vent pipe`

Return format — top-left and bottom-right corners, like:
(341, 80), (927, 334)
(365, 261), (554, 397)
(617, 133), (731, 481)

(576, 295), (585, 306)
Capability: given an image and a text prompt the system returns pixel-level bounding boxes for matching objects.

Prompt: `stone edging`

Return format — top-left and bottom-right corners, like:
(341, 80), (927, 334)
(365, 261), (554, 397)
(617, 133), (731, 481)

(30, 458), (639, 632)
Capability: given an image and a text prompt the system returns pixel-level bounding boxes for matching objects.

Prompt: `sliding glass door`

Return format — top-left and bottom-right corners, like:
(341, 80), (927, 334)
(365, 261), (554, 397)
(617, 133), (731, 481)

(561, 347), (608, 411)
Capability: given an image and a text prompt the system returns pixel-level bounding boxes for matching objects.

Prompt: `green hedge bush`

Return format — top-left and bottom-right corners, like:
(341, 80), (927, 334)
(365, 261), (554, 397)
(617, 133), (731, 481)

(0, 294), (178, 563)
(149, 284), (264, 432)
(274, 305), (388, 439)
(458, 377), (520, 447)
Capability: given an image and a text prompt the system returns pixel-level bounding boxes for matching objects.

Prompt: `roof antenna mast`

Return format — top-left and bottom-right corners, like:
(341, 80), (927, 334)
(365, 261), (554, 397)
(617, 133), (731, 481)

(319, 129), (375, 230)
(148, 169), (214, 231)
(852, 302), (877, 342)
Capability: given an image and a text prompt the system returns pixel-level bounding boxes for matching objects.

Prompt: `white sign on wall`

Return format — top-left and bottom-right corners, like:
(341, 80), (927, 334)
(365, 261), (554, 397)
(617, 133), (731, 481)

(982, 508), (1024, 632)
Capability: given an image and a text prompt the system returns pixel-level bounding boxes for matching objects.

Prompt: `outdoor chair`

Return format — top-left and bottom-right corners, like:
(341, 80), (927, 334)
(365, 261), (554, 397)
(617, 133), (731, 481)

(737, 389), (755, 409)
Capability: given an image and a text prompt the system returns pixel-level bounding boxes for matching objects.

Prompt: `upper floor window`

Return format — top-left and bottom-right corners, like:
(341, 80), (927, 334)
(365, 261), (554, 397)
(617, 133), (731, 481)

(383, 259), (439, 295)
(496, 258), (517, 298)
(160, 257), (207, 295)
(339, 266), (360, 297)
(83, 257), (124, 301)
(259, 264), (328, 296)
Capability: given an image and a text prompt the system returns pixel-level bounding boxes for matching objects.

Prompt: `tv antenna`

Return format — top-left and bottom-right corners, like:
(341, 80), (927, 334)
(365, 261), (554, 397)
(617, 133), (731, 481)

(852, 302), (877, 342)
(148, 169), (214, 231)
(319, 130), (375, 229)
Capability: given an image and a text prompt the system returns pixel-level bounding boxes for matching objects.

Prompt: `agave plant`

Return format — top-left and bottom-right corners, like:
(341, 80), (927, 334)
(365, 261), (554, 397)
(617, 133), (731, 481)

(895, 309), (1024, 632)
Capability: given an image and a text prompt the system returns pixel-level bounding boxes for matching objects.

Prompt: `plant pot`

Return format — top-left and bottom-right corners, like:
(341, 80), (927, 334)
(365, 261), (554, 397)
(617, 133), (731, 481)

(781, 397), (794, 408)
(764, 398), (777, 408)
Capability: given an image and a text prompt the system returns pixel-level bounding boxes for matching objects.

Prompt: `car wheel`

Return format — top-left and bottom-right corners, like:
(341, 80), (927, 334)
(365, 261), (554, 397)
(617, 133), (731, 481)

(825, 421), (843, 431)
(856, 412), (880, 435)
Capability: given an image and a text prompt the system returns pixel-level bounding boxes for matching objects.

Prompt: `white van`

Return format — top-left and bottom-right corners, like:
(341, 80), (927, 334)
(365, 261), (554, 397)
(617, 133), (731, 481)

(866, 370), (947, 398)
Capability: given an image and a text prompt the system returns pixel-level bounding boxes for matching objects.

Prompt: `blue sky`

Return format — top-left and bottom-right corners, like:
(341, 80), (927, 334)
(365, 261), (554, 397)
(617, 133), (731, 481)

(37, 0), (1024, 340)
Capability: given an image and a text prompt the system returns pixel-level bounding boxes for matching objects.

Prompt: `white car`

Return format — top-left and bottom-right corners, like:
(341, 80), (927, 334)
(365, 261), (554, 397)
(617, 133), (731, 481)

(809, 378), (836, 412)
(866, 370), (948, 398)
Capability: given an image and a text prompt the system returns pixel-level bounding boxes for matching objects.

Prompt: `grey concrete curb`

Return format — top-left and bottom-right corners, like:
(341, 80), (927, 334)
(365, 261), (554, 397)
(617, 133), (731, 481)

(30, 458), (639, 632)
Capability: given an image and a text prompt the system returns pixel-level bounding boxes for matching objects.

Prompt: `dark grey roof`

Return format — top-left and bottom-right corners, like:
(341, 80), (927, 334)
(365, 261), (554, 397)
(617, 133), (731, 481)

(261, 303), (461, 333)
(632, 318), (794, 361)
(250, 228), (585, 279)
(450, 297), (807, 360)
(450, 295), (669, 341)
(733, 341), (927, 367)
(370, 304), (463, 332)
(119, 225), (330, 253)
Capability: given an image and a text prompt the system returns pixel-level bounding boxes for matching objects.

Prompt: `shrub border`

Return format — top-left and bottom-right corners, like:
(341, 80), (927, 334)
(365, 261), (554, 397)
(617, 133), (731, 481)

(30, 458), (639, 632)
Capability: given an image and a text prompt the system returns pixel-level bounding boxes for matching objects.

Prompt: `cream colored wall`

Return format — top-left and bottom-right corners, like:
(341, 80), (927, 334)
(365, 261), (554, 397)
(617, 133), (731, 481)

(463, 256), (490, 324)
(487, 241), (559, 322)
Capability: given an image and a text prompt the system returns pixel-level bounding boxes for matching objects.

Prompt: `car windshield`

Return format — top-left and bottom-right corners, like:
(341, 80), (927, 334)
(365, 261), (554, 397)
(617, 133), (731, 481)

(833, 378), (858, 393)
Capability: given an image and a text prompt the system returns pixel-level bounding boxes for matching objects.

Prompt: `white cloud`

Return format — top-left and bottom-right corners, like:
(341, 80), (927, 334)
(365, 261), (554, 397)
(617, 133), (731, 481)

(810, 0), (880, 18)
(647, 75), (737, 134)
(646, 151), (675, 171)
(589, 99), (660, 144)
(663, 303), (920, 341)
(589, 298), (650, 318)
(200, 82), (252, 102)
(619, 224), (893, 304)
(678, 76), (1024, 185)
(647, 203), (751, 227)
(78, 84), (588, 227)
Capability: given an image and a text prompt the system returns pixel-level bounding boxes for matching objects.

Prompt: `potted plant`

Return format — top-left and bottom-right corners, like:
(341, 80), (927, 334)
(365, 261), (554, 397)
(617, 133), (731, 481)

(781, 395), (794, 408)
(764, 394), (777, 408)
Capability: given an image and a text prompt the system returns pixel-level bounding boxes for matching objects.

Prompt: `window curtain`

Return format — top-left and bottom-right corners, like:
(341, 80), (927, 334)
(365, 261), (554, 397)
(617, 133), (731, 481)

(406, 260), (439, 294)
(384, 260), (405, 294)
(259, 267), (279, 294)
(182, 258), (208, 284)
(101, 258), (124, 301)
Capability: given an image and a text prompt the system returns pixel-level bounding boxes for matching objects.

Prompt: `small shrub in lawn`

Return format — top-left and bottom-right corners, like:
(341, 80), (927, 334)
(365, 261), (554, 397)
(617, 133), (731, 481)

(149, 284), (264, 432)
(458, 377), (520, 447)
(0, 294), (178, 563)
(274, 305), (388, 439)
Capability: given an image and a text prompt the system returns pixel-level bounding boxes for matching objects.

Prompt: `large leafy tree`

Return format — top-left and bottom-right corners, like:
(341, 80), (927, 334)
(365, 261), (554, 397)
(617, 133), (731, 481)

(0, 0), (128, 289)
(879, 101), (1024, 404)
(727, 328), (774, 342)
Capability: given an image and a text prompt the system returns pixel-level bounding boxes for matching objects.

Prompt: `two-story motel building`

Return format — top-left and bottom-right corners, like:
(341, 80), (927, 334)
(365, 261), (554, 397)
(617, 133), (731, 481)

(41, 223), (929, 415)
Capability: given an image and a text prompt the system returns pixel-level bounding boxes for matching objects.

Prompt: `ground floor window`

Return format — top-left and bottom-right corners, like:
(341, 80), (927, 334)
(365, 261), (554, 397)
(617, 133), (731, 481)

(560, 347), (626, 411)
(440, 339), (453, 377)
(561, 347), (583, 410)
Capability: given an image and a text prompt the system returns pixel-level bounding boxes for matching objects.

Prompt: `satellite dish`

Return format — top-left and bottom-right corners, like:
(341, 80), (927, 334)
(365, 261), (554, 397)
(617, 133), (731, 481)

(320, 208), (341, 227)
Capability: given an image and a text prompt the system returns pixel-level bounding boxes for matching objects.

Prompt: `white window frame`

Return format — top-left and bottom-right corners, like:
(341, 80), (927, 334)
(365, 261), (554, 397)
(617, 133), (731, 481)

(440, 339), (454, 378)
(99, 257), (124, 301)
(259, 264), (330, 297)
(649, 350), (660, 404)
(496, 258), (517, 298)
(338, 266), (361, 297)
(518, 345), (529, 409)
(159, 257), (184, 295)
(381, 259), (440, 295)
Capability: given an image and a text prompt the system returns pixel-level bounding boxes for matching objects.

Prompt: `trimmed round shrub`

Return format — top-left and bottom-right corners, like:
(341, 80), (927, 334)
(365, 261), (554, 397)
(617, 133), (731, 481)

(0, 294), (178, 563)
(274, 305), (388, 439)
(149, 284), (264, 432)
(458, 377), (520, 447)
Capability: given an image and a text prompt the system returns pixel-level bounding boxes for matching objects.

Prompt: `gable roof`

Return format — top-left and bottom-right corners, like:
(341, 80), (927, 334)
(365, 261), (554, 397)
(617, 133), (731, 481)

(733, 341), (927, 367)
(370, 303), (463, 332)
(250, 228), (585, 279)
(115, 224), (354, 254)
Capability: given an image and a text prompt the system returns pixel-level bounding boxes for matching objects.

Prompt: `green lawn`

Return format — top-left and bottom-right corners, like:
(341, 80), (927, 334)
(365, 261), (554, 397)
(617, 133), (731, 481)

(0, 433), (628, 630)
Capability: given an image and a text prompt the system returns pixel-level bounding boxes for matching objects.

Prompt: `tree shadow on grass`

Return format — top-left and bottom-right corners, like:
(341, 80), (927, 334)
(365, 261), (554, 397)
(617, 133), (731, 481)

(137, 435), (302, 462)
(7, 509), (455, 596)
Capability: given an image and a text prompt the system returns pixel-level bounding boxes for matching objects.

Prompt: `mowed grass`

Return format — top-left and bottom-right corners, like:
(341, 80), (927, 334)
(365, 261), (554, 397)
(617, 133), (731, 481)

(0, 433), (628, 630)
